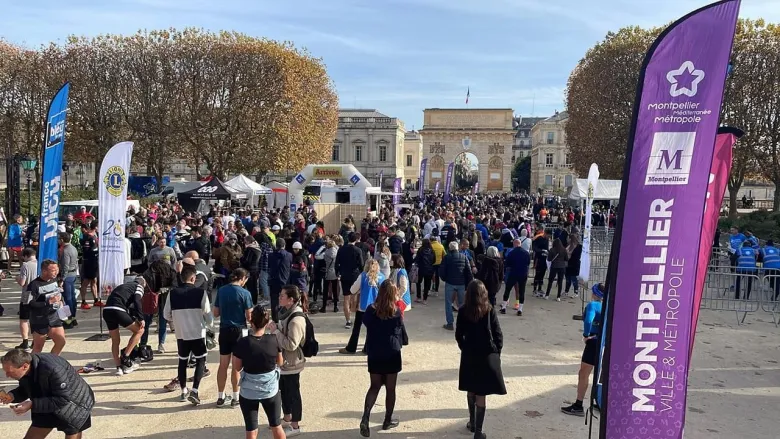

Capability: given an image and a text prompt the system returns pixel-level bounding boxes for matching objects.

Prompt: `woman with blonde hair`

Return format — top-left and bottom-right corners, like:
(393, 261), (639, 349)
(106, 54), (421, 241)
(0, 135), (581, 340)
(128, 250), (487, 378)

(339, 259), (385, 355)
(359, 280), (406, 436)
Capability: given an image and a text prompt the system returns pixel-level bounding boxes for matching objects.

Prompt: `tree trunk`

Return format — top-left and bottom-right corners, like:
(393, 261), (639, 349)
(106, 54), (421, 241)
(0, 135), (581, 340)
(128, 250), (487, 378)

(774, 181), (780, 212)
(728, 185), (739, 219)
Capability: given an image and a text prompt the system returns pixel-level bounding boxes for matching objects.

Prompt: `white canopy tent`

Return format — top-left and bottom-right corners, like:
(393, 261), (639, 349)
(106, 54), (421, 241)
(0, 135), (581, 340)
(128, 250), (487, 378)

(226, 174), (271, 207)
(568, 178), (622, 202)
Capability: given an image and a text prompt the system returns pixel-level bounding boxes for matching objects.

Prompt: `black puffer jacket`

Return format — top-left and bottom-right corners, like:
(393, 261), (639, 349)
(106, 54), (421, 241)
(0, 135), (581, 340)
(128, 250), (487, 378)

(439, 250), (469, 286)
(11, 354), (94, 431)
(414, 247), (436, 277)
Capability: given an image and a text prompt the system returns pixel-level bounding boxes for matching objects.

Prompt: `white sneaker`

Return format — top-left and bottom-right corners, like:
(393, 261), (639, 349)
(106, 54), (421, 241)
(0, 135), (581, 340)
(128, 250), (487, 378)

(284, 426), (302, 437)
(556, 297), (561, 302)
(544, 296), (549, 300)
(157, 343), (166, 354)
(115, 367), (125, 376)
(121, 365), (134, 375)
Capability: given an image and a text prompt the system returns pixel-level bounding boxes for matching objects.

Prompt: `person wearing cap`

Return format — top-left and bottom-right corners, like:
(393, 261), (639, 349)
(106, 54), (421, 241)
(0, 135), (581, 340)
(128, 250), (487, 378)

(561, 283), (603, 417)
(260, 218), (276, 247)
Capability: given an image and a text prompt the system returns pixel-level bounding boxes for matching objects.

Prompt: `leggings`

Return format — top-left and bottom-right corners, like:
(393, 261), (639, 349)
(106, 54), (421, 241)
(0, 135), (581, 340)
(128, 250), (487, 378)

(432, 269), (440, 291)
(240, 392), (282, 431)
(280, 373), (303, 422)
(533, 260), (547, 290)
(546, 267), (565, 298)
(416, 274), (432, 300)
(323, 279), (339, 307)
(503, 275), (527, 303)
(362, 373), (398, 423)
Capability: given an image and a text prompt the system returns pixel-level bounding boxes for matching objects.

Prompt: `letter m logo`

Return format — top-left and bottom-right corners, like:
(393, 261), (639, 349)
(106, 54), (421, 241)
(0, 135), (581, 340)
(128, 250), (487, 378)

(658, 149), (683, 170)
(645, 132), (696, 186)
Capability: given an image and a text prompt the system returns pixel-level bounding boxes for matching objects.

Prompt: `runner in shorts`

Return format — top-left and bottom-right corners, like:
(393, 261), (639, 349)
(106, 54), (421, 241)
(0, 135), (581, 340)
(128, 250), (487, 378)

(27, 260), (66, 356)
(16, 248), (38, 352)
(561, 283), (604, 417)
(103, 278), (146, 376)
(213, 268), (253, 408)
(79, 222), (102, 309)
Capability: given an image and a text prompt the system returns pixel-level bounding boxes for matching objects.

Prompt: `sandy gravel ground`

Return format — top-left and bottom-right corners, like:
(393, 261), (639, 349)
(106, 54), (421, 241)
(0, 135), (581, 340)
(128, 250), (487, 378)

(0, 278), (777, 439)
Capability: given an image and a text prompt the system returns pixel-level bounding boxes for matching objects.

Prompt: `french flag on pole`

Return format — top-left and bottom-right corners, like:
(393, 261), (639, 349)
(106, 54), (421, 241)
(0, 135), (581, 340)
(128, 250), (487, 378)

(465, 87), (470, 104)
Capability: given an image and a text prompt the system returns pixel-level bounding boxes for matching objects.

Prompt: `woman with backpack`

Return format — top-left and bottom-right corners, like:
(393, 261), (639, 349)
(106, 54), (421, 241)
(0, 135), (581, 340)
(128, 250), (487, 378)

(321, 237), (340, 314)
(268, 285), (308, 437)
(359, 280), (406, 437)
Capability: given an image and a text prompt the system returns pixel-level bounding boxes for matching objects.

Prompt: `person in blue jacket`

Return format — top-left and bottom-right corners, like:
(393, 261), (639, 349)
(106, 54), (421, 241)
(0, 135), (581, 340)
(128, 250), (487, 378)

(744, 230), (760, 250)
(727, 227), (746, 269)
(735, 240), (756, 300)
(761, 240), (780, 301)
(8, 214), (24, 269)
(561, 283), (603, 417)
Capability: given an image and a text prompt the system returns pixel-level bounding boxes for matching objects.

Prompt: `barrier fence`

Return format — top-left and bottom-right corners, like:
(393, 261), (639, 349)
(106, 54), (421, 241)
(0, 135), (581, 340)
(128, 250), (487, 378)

(586, 247), (779, 326)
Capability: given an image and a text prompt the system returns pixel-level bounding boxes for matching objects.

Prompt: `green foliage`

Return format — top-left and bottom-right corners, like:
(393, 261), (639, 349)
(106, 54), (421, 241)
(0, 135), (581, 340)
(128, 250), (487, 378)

(718, 210), (780, 242)
(512, 156), (531, 192)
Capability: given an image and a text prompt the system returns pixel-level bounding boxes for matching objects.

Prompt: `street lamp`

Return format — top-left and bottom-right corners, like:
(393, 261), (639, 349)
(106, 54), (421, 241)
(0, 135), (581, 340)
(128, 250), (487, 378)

(77, 161), (85, 188)
(62, 163), (70, 190)
(20, 156), (37, 218)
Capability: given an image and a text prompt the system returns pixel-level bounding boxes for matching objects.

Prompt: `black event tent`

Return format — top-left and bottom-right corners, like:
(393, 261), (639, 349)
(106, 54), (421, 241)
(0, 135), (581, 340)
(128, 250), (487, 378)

(177, 177), (238, 211)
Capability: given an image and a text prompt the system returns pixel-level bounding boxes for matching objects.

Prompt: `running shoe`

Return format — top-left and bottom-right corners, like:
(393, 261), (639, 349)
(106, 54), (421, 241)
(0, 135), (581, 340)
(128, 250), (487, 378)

(333, 305), (339, 313)
(114, 367), (125, 376)
(514, 302), (520, 311)
(216, 395), (232, 408)
(442, 323), (454, 331)
(556, 297), (561, 302)
(517, 310), (523, 316)
(231, 397), (240, 408)
(499, 307), (506, 315)
(360, 420), (370, 437)
(345, 321), (353, 329)
(284, 426), (302, 437)
(561, 403), (585, 417)
(80, 303), (92, 310)
(179, 390), (189, 402)
(338, 348), (356, 355)
(382, 419), (399, 430)
(94, 300), (105, 308)
(164, 378), (180, 392)
(157, 344), (166, 354)
(188, 391), (201, 406)
(422, 300), (427, 306)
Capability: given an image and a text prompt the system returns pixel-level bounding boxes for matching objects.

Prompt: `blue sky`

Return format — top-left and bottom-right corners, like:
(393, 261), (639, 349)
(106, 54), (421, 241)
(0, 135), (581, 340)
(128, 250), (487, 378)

(2, 0), (777, 129)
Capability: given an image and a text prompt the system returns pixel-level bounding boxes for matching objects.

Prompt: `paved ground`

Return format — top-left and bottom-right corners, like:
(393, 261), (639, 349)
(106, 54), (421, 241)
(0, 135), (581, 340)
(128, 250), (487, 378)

(0, 278), (777, 438)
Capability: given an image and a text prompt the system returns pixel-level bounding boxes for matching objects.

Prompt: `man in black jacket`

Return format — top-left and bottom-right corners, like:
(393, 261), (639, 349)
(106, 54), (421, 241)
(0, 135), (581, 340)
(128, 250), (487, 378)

(335, 232), (364, 329)
(268, 238), (292, 322)
(1, 349), (94, 438)
(187, 226), (211, 264)
(240, 236), (262, 305)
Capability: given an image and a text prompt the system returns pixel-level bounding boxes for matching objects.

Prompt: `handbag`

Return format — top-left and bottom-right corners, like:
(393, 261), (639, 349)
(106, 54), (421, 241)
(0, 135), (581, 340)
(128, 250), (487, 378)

(401, 321), (409, 346)
(409, 264), (419, 284)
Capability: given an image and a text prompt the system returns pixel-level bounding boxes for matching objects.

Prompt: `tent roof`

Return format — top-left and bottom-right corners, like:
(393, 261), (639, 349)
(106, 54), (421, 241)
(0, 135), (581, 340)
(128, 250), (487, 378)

(226, 174), (272, 195)
(568, 178), (622, 201)
(179, 177), (243, 200)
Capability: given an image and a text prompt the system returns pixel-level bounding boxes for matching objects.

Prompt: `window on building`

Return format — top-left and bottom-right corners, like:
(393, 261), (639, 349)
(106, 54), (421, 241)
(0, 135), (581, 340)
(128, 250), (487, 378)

(565, 153), (571, 167)
(379, 144), (387, 162)
(519, 140), (525, 147)
(355, 145), (363, 162)
(406, 154), (413, 167)
(545, 153), (554, 167)
(565, 175), (573, 187)
(545, 175), (553, 186)
(332, 145), (340, 161)
(406, 179), (411, 186)
(547, 132), (555, 144)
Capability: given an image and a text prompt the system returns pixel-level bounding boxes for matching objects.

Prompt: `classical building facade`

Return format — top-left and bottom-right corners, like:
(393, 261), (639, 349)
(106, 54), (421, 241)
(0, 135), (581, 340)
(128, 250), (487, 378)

(330, 109), (406, 188)
(529, 111), (576, 194)
(513, 116), (545, 161)
(403, 130), (423, 190)
(419, 109), (515, 193)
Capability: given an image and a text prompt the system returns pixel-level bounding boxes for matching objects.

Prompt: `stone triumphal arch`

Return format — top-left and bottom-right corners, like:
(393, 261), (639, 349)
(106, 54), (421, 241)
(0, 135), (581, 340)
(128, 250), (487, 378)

(419, 108), (515, 193)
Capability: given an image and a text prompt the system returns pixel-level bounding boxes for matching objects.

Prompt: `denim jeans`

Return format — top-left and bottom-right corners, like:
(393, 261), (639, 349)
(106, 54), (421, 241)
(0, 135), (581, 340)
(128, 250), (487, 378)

(565, 274), (579, 294)
(444, 283), (465, 326)
(63, 276), (78, 319)
(141, 299), (168, 346)
(259, 271), (270, 302)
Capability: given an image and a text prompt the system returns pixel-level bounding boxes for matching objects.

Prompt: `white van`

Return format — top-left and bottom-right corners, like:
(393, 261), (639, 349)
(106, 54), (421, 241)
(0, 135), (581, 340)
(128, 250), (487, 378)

(59, 200), (141, 222)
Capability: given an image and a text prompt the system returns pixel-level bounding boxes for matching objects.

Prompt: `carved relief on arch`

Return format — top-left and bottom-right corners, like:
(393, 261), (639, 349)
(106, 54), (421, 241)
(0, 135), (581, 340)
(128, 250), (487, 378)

(487, 156), (503, 191)
(428, 155), (446, 189)
(488, 156), (503, 169)
(430, 155), (445, 170)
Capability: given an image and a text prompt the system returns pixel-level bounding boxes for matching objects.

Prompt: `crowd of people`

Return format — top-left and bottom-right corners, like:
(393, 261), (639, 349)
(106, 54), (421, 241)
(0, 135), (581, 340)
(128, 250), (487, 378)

(0, 192), (611, 439)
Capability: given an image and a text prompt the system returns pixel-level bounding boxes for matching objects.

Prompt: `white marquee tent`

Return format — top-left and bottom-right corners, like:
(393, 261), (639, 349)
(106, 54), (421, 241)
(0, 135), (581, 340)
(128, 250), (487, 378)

(226, 174), (271, 207)
(568, 178), (622, 202)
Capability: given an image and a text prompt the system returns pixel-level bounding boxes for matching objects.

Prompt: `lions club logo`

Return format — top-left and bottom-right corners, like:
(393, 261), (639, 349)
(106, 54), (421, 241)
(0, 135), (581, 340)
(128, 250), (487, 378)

(103, 166), (127, 197)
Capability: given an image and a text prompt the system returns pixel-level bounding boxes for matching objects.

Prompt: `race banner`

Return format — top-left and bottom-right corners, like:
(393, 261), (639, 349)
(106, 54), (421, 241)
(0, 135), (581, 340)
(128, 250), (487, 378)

(690, 127), (741, 358)
(442, 162), (455, 204)
(98, 142), (134, 291)
(434, 180), (440, 195)
(600, 2), (740, 438)
(579, 163), (599, 283)
(418, 158), (427, 198)
(37, 82), (70, 268)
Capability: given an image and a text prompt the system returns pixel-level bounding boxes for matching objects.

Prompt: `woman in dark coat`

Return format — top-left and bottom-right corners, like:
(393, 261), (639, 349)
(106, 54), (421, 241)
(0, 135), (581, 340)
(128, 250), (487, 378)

(360, 280), (405, 436)
(565, 234), (583, 298)
(413, 239), (436, 304)
(476, 246), (503, 306)
(456, 280), (506, 439)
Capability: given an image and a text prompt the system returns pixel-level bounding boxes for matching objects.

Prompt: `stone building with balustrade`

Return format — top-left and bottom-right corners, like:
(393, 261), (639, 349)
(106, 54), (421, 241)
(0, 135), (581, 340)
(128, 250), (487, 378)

(529, 111), (576, 194)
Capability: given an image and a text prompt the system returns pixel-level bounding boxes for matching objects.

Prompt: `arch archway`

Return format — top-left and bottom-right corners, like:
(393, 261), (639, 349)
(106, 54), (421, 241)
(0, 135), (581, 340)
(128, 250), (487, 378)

(453, 152), (479, 192)
(487, 156), (504, 191)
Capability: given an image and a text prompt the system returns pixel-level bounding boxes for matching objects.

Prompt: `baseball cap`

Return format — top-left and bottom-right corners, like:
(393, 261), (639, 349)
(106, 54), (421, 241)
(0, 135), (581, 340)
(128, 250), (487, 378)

(292, 241), (303, 250)
(272, 225), (281, 231)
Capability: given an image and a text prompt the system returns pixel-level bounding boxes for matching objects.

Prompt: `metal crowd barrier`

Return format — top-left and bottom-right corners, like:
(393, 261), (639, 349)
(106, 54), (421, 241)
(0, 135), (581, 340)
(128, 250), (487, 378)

(759, 274), (780, 327)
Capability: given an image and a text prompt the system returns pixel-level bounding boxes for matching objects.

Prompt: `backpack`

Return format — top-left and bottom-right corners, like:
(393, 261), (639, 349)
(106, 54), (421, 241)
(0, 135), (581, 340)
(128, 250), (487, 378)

(287, 311), (319, 358)
(142, 286), (166, 315)
(130, 344), (154, 363)
(130, 237), (145, 261)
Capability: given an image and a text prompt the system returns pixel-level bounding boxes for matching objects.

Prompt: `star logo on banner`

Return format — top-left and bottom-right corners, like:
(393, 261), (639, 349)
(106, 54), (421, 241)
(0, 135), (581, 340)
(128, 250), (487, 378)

(667, 61), (705, 97)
